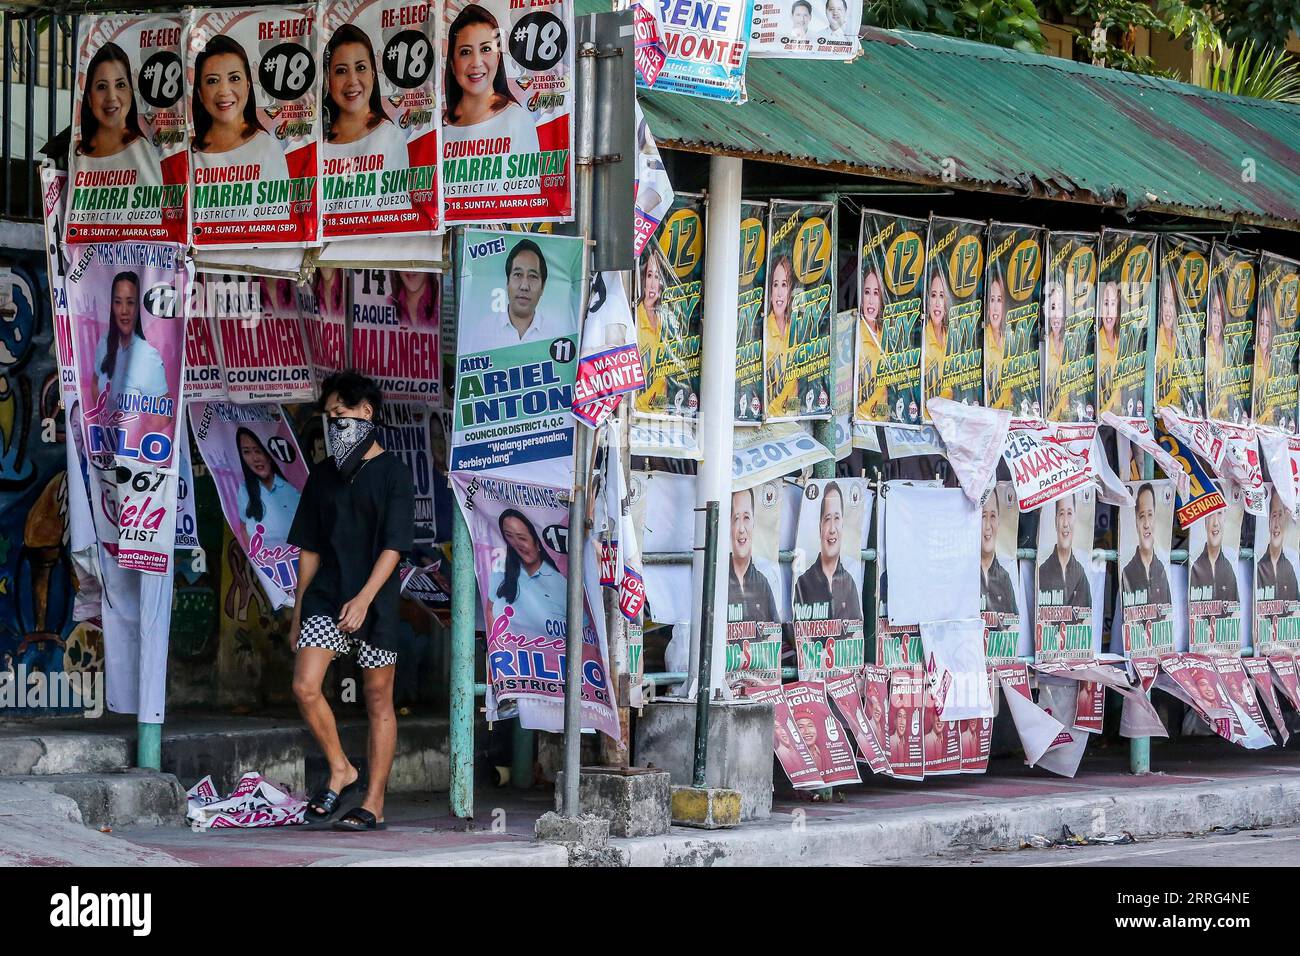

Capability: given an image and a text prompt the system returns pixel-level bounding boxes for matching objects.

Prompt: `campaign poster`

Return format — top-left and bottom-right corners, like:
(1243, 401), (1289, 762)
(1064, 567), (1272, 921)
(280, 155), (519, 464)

(441, 0), (574, 223)
(874, 488), (924, 670)
(67, 15), (188, 244)
(1188, 482), (1245, 656)
(724, 621), (782, 697)
(983, 222), (1042, 418)
(41, 169), (80, 410)
(307, 265), (350, 382)
(451, 230), (582, 479)
(832, 309), (855, 458)
(1206, 244), (1258, 424)
(784, 680), (861, 785)
(66, 240), (189, 472)
(1001, 419), (1090, 513)
(1097, 229), (1157, 423)
(981, 482), (1021, 663)
(378, 403), (439, 543)
(189, 400), (309, 609)
(748, 0), (863, 59)
(1253, 253), (1300, 434)
(792, 479), (870, 676)
(319, 0), (442, 240)
(644, 0), (754, 103)
(1118, 479), (1176, 658)
(349, 268), (441, 402)
(1156, 235), (1210, 418)
(886, 667), (925, 780)
(856, 212), (925, 426)
(1043, 232), (1098, 423)
(1255, 484), (1300, 655)
(633, 101), (673, 256)
(183, 283), (226, 400)
(1034, 485), (1095, 662)
(921, 217), (983, 418)
(765, 200), (834, 421)
(186, 6), (321, 249)
(635, 197), (704, 421)
(211, 275), (316, 403)
(922, 680), (961, 776)
(727, 479), (782, 627)
(751, 684), (824, 789)
(735, 201), (767, 424)
(826, 671), (889, 773)
(453, 473), (620, 740)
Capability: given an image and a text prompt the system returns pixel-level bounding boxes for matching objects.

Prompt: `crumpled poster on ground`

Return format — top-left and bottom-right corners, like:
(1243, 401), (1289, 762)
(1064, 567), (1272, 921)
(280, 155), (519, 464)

(186, 772), (307, 829)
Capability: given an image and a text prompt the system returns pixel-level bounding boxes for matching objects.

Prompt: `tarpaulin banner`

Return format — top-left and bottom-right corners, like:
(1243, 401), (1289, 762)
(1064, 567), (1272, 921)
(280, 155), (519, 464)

(792, 479), (871, 676)
(1254, 252), (1300, 434)
(211, 275), (316, 404)
(635, 196), (704, 421)
(1243, 655), (1289, 744)
(1097, 229), (1156, 423)
(183, 278), (225, 399)
(736, 200), (767, 423)
(724, 621), (783, 697)
(1214, 655), (1273, 747)
(752, 683), (824, 789)
(727, 478), (782, 629)
(882, 482), (979, 625)
(319, 0), (442, 240)
(307, 266), (350, 381)
(450, 229), (582, 480)
(1118, 479), (1176, 658)
(1034, 486), (1096, 662)
(114, 456), (180, 574)
(1206, 243), (1258, 424)
(922, 677), (961, 775)
(921, 618), (992, 721)
(189, 400), (308, 609)
(186, 5), (321, 249)
(631, 1), (666, 86)
(1001, 419), (1090, 513)
(874, 483), (928, 669)
(784, 680), (861, 785)
(748, 0), (863, 59)
(1188, 482), (1244, 656)
(926, 397), (1009, 505)
(1255, 483), (1300, 656)
(40, 168), (81, 410)
(731, 421), (831, 490)
(765, 200), (834, 421)
(856, 211), (925, 426)
(1155, 416), (1226, 527)
(1155, 653), (1241, 742)
(453, 472), (620, 740)
(632, 101), (673, 255)
(886, 666), (924, 779)
(983, 222), (1042, 417)
(825, 670), (889, 773)
(572, 344), (644, 427)
(1157, 235), (1210, 418)
(349, 268), (441, 403)
(981, 482), (1022, 663)
(175, 441), (200, 551)
(378, 403), (439, 542)
(441, 0), (574, 223)
(66, 240), (189, 473)
(1043, 231), (1097, 423)
(922, 216), (984, 417)
(67, 15), (188, 244)
(643, 0), (754, 103)
(832, 309), (855, 459)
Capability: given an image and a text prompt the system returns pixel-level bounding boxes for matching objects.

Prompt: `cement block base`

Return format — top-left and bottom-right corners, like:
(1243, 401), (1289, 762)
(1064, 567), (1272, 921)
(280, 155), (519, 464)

(554, 767), (671, 838)
(14, 770), (186, 828)
(671, 786), (741, 829)
(534, 811), (610, 847)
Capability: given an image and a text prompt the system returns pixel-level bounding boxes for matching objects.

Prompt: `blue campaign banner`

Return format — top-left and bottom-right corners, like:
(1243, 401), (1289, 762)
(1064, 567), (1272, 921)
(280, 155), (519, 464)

(638, 0), (755, 103)
(1156, 423), (1226, 528)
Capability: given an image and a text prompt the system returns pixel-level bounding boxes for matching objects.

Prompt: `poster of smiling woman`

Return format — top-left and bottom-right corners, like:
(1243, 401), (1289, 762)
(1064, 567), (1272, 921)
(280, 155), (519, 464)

(68, 15), (189, 245)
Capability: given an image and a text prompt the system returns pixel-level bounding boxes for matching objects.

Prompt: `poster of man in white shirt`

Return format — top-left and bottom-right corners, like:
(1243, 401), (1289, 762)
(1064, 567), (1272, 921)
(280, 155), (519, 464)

(749, 0), (863, 60)
(457, 237), (557, 354)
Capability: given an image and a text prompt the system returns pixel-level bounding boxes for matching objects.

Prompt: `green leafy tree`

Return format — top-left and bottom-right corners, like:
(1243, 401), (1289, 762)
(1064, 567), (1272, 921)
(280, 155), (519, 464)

(862, 0), (1048, 53)
(1204, 39), (1300, 102)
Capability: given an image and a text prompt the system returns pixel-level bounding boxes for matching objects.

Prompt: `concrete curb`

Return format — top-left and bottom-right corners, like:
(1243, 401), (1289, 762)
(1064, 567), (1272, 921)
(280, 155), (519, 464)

(336, 841), (570, 867)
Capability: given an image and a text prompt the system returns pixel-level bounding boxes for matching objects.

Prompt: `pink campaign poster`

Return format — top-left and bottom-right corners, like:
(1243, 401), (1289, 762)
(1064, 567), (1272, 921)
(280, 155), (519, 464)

(349, 268), (442, 403)
(751, 684), (824, 790)
(40, 168), (80, 410)
(186, 274), (228, 399)
(307, 266), (349, 381)
(784, 680), (861, 786)
(211, 275), (316, 403)
(189, 400), (309, 609)
(887, 667), (925, 780)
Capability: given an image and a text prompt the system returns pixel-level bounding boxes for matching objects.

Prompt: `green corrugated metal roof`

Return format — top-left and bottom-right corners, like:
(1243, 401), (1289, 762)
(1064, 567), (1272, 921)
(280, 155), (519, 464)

(626, 22), (1300, 231)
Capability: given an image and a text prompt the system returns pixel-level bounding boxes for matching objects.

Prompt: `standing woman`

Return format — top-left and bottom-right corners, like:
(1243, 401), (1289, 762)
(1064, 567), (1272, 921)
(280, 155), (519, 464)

(395, 271), (439, 331)
(923, 270), (949, 403)
(95, 271), (168, 404)
(191, 35), (290, 183)
(765, 254), (797, 415)
(442, 4), (540, 155)
(1043, 281), (1066, 419)
(75, 42), (162, 187)
(984, 273), (1009, 408)
(1096, 280), (1121, 413)
(323, 25), (410, 182)
(235, 426), (301, 549)
(635, 252), (670, 414)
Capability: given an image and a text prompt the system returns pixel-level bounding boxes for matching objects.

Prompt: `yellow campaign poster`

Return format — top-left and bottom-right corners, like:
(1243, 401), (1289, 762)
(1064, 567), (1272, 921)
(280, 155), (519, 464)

(922, 216), (984, 419)
(1156, 234), (1210, 417)
(1097, 230), (1157, 422)
(1043, 232), (1098, 423)
(1206, 243), (1258, 424)
(856, 211), (925, 426)
(1254, 252), (1300, 433)
(983, 222), (1042, 418)
(736, 201), (767, 423)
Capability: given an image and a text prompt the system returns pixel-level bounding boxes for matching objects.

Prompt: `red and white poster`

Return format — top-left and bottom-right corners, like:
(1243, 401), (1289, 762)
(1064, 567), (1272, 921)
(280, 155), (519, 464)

(826, 670), (889, 774)
(752, 684), (824, 790)
(40, 169), (80, 410)
(211, 275), (316, 403)
(186, 6), (321, 249)
(306, 266), (350, 382)
(922, 679), (961, 775)
(68, 15), (189, 244)
(783, 680), (861, 786)
(886, 667), (925, 780)
(1002, 419), (1091, 513)
(349, 268), (442, 402)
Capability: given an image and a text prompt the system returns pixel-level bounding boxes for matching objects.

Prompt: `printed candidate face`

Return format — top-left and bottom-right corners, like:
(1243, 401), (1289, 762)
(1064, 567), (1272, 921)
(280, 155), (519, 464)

(111, 278), (139, 337)
(239, 432), (272, 480)
(452, 22), (501, 99)
(792, 3), (811, 33)
(928, 273), (946, 326)
(1209, 288), (1224, 340)
(819, 487), (843, 562)
(502, 514), (540, 569)
(507, 249), (545, 322)
(1136, 486), (1155, 558)
(795, 715), (818, 747)
(1047, 284), (1065, 336)
(1101, 281), (1119, 333)
(770, 260), (791, 318)
(1270, 491), (1288, 549)
(329, 41), (375, 119)
(731, 489), (754, 562)
(1160, 281), (1176, 330)
(90, 58), (131, 133)
(987, 276), (1005, 331)
(862, 270), (882, 324)
(981, 497), (998, 559)
(826, 0), (847, 29)
(1055, 495), (1075, 551)
(1206, 509), (1224, 550)
(642, 254), (662, 310)
(200, 52), (252, 130)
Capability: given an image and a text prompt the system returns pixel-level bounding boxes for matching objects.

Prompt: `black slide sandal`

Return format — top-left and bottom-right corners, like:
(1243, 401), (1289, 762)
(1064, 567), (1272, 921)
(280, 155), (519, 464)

(332, 807), (386, 831)
(305, 771), (361, 823)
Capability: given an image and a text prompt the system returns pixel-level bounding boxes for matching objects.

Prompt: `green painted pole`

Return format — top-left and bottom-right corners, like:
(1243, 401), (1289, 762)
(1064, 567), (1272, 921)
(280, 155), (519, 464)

(137, 721), (161, 770)
(511, 720), (533, 789)
(1130, 286), (1158, 777)
(450, 500), (476, 818)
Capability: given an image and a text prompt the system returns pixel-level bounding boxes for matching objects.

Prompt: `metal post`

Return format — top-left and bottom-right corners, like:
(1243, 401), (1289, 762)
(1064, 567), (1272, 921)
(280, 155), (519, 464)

(811, 419), (837, 799)
(692, 501), (720, 788)
(449, 501), (476, 818)
(510, 720), (533, 789)
(137, 722), (161, 770)
(1130, 263), (1159, 777)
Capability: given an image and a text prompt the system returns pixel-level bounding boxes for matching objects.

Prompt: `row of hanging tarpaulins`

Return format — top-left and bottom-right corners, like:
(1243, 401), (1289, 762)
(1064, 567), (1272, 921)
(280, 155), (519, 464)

(65, 0), (575, 250)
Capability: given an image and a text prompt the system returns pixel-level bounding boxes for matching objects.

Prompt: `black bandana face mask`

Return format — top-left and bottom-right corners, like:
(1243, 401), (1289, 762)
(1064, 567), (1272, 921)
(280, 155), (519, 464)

(325, 415), (377, 481)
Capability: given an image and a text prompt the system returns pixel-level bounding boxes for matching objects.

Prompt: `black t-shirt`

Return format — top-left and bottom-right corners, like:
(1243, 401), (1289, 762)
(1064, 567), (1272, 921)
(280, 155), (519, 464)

(288, 451), (415, 651)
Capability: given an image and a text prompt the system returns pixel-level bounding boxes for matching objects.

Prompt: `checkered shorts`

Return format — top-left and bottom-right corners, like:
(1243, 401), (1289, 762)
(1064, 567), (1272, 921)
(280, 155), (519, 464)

(297, 615), (397, 669)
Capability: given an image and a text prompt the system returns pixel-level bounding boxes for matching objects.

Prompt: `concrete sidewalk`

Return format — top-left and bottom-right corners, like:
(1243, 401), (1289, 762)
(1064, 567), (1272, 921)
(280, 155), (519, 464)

(82, 740), (1300, 867)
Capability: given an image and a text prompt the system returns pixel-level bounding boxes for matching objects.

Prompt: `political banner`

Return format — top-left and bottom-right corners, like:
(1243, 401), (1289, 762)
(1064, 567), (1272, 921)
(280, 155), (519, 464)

(441, 0), (574, 223)
(724, 620), (782, 697)
(1043, 232), (1097, 423)
(1001, 419), (1091, 513)
(727, 478), (783, 627)
(67, 15), (188, 245)
(1118, 479), (1176, 659)
(1156, 653), (1236, 738)
(211, 275), (316, 403)
(452, 473), (619, 740)
(748, 0), (863, 59)
(572, 344), (644, 427)
(1155, 417), (1226, 528)
(980, 482), (1022, 663)
(450, 229), (582, 479)
(1206, 244), (1257, 424)
(736, 201), (767, 423)
(751, 683), (824, 789)
(886, 666), (925, 779)
(1213, 655), (1272, 746)
(856, 211), (925, 426)
(186, 6), (321, 250)
(1254, 253), (1300, 434)
(922, 679), (961, 775)
(307, 266), (350, 382)
(174, 442), (200, 551)
(1097, 229), (1156, 423)
(921, 617), (992, 722)
(792, 479), (870, 677)
(183, 281), (226, 399)
(632, 101), (673, 255)
(643, 0), (754, 102)
(349, 268), (442, 403)
(1255, 484), (1300, 656)
(922, 217), (984, 417)
(825, 670), (889, 774)
(983, 222), (1042, 418)
(41, 168), (80, 410)
(319, 0), (442, 240)
(875, 485), (925, 669)
(635, 197), (704, 421)
(731, 421), (831, 490)
(190, 400), (308, 608)
(114, 457), (180, 574)
(1156, 235), (1211, 418)
(784, 680), (861, 785)
(1188, 482), (1244, 656)
(765, 200), (834, 421)
(378, 403), (439, 542)
(1034, 486), (1096, 662)
(66, 240), (189, 472)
